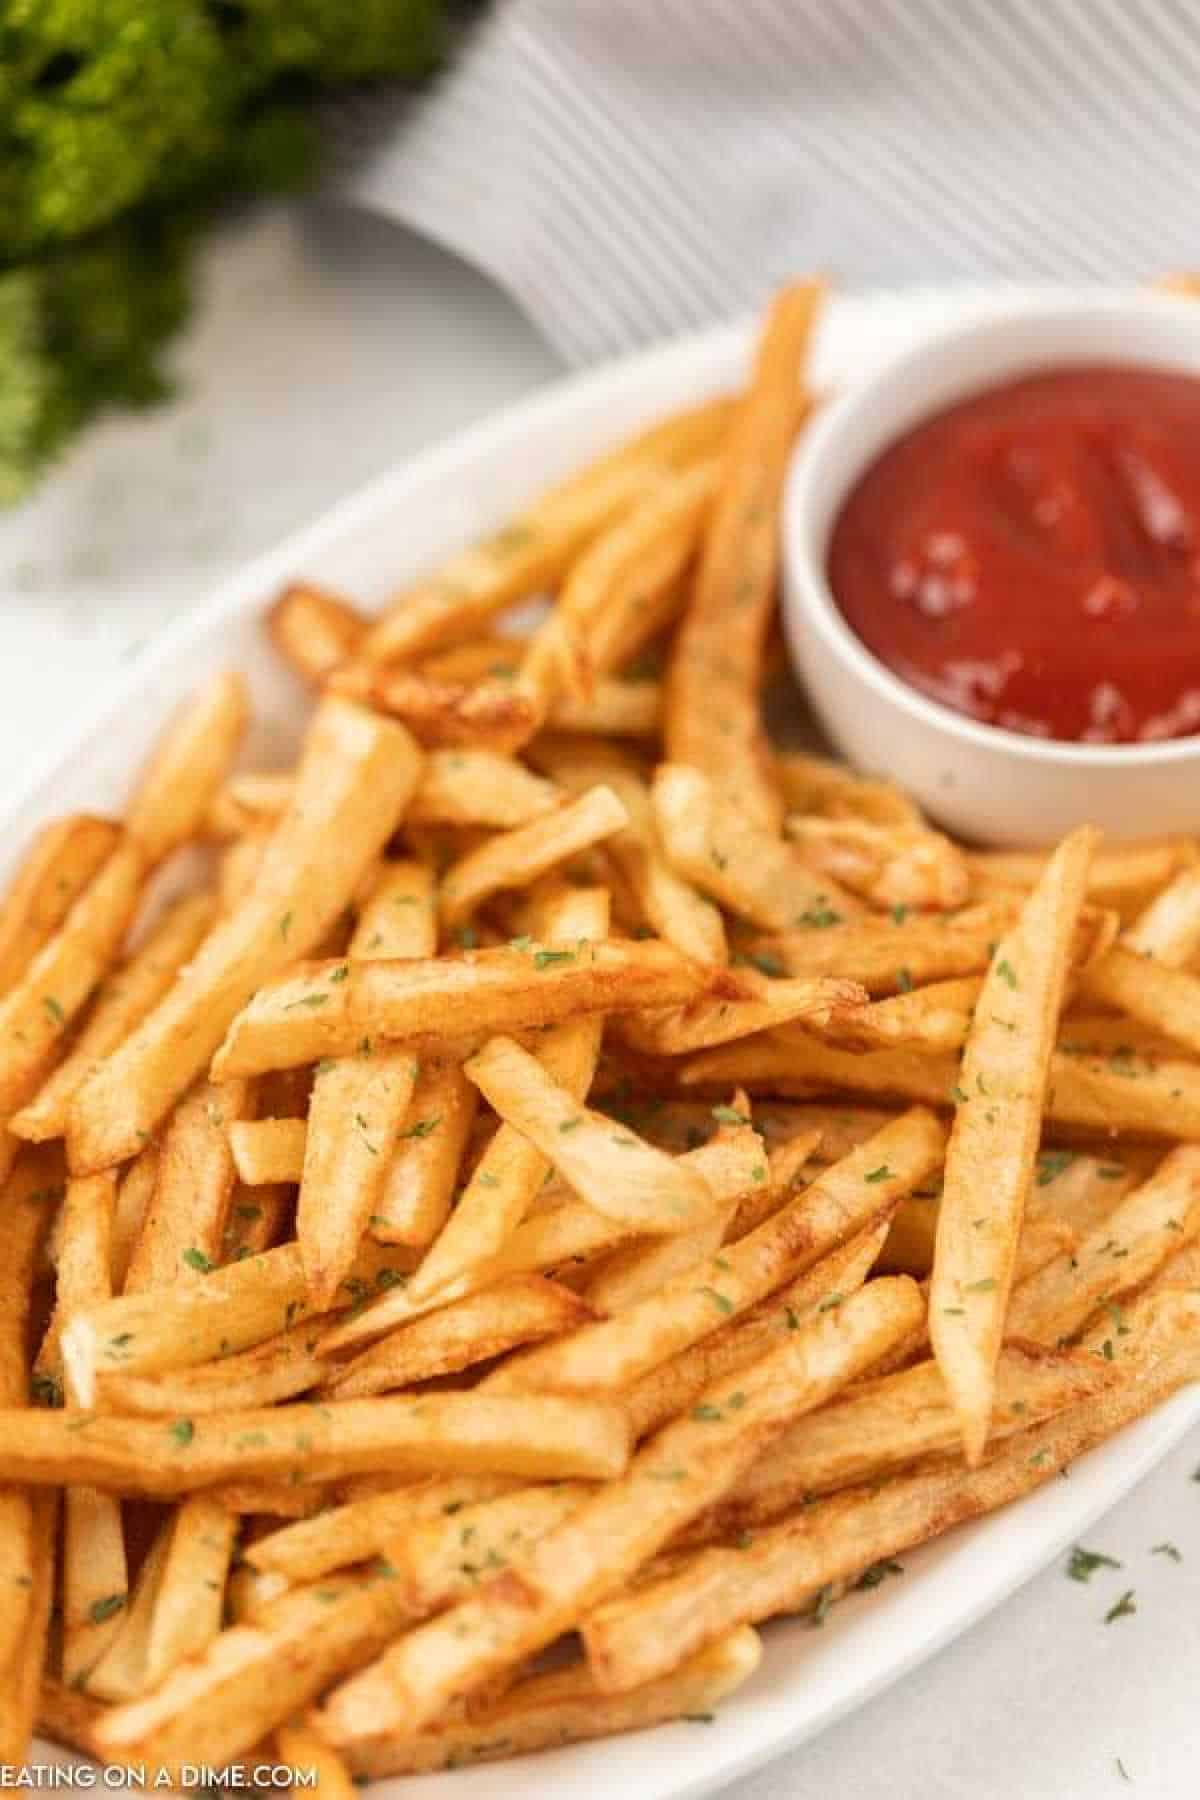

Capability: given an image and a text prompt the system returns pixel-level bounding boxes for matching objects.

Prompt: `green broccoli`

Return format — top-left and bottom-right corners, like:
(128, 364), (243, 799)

(0, 0), (449, 501)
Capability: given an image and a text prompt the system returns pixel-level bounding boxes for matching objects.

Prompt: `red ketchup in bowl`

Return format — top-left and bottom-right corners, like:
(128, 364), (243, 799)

(827, 365), (1200, 743)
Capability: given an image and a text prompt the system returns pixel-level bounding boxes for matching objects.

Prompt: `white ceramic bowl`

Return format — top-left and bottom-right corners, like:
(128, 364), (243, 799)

(783, 292), (1200, 845)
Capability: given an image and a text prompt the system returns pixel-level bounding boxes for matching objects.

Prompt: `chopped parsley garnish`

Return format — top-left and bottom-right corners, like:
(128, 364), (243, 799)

(1067, 1545), (1122, 1582)
(89, 1594), (126, 1625)
(864, 1164), (892, 1183)
(711, 1104), (750, 1126)
(181, 1247), (214, 1274)
(1037, 1150), (1075, 1186)
(1104, 1588), (1136, 1623)
(533, 948), (575, 970)
(169, 1418), (195, 1447)
(400, 1117), (441, 1140)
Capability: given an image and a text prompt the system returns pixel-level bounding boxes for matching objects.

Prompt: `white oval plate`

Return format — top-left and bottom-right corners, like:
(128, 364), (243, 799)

(15, 287), (1199, 1799)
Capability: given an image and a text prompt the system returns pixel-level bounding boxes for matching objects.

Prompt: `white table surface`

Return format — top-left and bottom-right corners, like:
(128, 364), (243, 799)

(2, 203), (1197, 1800)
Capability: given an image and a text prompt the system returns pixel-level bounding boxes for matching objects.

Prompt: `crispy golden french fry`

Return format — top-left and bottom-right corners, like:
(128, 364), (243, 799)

(61, 1485), (130, 1686)
(1082, 943), (1200, 1056)
(438, 785), (627, 931)
(623, 1216), (890, 1439)
(654, 762), (858, 931)
(484, 1109), (942, 1396)
(582, 1117), (785, 1316)
(0, 838), (144, 1136)
(342, 1627), (760, 1777)
(245, 1475), (518, 1584)
(0, 1492), (35, 1682)
(125, 672), (249, 865)
(550, 679), (662, 739)
(330, 661), (543, 753)
(62, 1238), (413, 1406)
(318, 1276), (920, 1741)
(692, 1343), (1118, 1539)
(0, 814), (119, 999)
(214, 936), (701, 1078)
(0, 1392), (631, 1494)
(223, 1181), (292, 1262)
(268, 583), (366, 683)
(774, 751), (923, 828)
(370, 1059), (477, 1247)
(745, 900), (1018, 994)
(1121, 865), (1200, 965)
(13, 892), (217, 1143)
(407, 750), (561, 828)
(69, 699), (424, 1173)
(218, 829), (272, 912)
(231, 1117), (308, 1186)
(351, 859), (436, 960)
(37, 1679), (105, 1760)
(666, 282), (823, 831)
(96, 1320), (327, 1416)
(1008, 1146), (1200, 1345)
(84, 1518), (171, 1701)
(299, 1050), (420, 1306)
(206, 771), (294, 839)
(583, 1297), (1200, 1694)
(0, 1160), (53, 1681)
(816, 976), (982, 1054)
(1027, 1148), (1137, 1240)
(619, 969), (869, 1057)
(786, 816), (970, 912)
(930, 827), (1097, 1463)
(466, 1034), (719, 1235)
(277, 1720), (358, 1800)
(122, 1080), (248, 1293)
(319, 1126), (773, 1356)
(358, 397), (734, 669)
(970, 840), (1193, 914)
(140, 1497), (238, 1691)
(0, 1492), (56, 1767)
(36, 1171), (116, 1391)
(324, 1277), (592, 1399)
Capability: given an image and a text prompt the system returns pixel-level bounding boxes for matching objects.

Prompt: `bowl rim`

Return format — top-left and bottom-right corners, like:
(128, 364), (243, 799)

(784, 288), (1200, 769)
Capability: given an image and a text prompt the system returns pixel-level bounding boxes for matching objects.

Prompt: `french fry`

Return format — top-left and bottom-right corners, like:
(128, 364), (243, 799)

(318, 1276), (921, 1740)
(62, 1238), (413, 1406)
(744, 900), (1018, 993)
(142, 1497), (238, 1691)
(120, 1080), (248, 1292)
(12, 891), (217, 1142)
(466, 1034), (720, 1235)
(298, 1050), (420, 1306)
(1007, 1146), (1200, 1345)
(666, 282), (823, 830)
(84, 1518), (172, 1702)
(0, 1493), (56, 1767)
(96, 1320), (328, 1416)
(231, 1118), (307, 1186)
(484, 1109), (942, 1396)
(653, 762), (858, 931)
(408, 750), (561, 828)
(774, 750), (922, 828)
(268, 583), (366, 684)
(370, 1059), (477, 1247)
(618, 968), (869, 1057)
(930, 827), (1097, 1463)
(970, 840), (1193, 915)
(126, 672), (249, 865)
(36, 1171), (116, 1391)
(816, 976), (982, 1054)
(37, 1680), (105, 1761)
(245, 1475), (518, 1584)
(438, 785), (627, 931)
(69, 698), (424, 1172)
(213, 936), (701, 1078)
(319, 1125), (775, 1356)
(341, 1627), (760, 1777)
(0, 1391), (632, 1494)
(326, 1277), (591, 1399)
(0, 814), (119, 998)
(357, 397), (734, 668)
(787, 816), (970, 912)
(550, 679), (662, 739)
(329, 661), (543, 753)
(277, 1720), (359, 1800)
(584, 1292), (1200, 1693)
(351, 859), (436, 960)
(1081, 943), (1200, 1056)
(0, 838), (144, 1147)
(1026, 1148), (1138, 1241)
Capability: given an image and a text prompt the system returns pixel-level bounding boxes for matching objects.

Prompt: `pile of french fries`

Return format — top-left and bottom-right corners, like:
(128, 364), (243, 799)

(3, 281), (1200, 1784)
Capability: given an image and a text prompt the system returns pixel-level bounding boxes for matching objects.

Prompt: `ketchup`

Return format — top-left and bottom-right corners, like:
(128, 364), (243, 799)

(827, 365), (1200, 742)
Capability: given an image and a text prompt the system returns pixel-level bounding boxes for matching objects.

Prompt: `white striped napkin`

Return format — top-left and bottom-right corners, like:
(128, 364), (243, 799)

(343, 0), (1200, 363)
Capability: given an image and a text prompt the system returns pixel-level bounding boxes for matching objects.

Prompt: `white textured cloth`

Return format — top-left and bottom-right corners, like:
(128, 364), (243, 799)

(345, 0), (1200, 363)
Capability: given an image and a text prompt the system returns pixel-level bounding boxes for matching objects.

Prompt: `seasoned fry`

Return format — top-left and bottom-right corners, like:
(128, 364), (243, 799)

(438, 785), (627, 930)
(69, 699), (424, 1172)
(324, 1277), (592, 1399)
(483, 1109), (942, 1395)
(277, 1720), (358, 1800)
(122, 1080), (248, 1292)
(370, 1059), (477, 1247)
(409, 750), (561, 828)
(231, 1117), (308, 1186)
(214, 937), (701, 1078)
(1082, 943), (1200, 1056)
(774, 750), (922, 828)
(36, 1171), (116, 1391)
(245, 1475), (518, 1584)
(786, 816), (971, 911)
(930, 827), (1096, 1463)
(126, 672), (249, 865)
(351, 859), (436, 960)
(268, 583), (366, 684)
(0, 814), (119, 998)
(666, 281), (823, 830)
(358, 396), (734, 668)
(618, 968), (869, 1057)
(96, 1321), (328, 1416)
(466, 1034), (719, 1235)
(550, 679), (662, 739)
(1007, 1145), (1200, 1345)
(822, 976), (982, 1053)
(654, 762), (858, 930)
(13, 892), (217, 1142)
(970, 840), (1193, 915)
(141, 1498), (238, 1691)
(298, 1050), (420, 1306)
(0, 1493), (56, 1767)
(318, 1276), (920, 1740)
(745, 900), (1018, 993)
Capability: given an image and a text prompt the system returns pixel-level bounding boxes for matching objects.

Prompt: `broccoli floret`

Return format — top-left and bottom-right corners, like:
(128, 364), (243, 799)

(0, 0), (450, 498)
